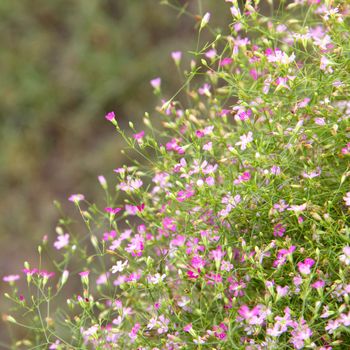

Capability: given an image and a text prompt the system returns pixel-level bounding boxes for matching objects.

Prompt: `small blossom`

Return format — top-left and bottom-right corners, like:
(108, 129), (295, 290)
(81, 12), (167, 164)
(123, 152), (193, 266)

(297, 258), (315, 275)
(111, 261), (129, 273)
(150, 77), (161, 90)
(3, 274), (20, 283)
(104, 207), (122, 214)
(53, 233), (70, 250)
(68, 194), (85, 203)
(200, 12), (211, 29)
(171, 51), (182, 65)
(343, 192), (350, 206)
(105, 111), (115, 122)
(133, 130), (145, 141)
(235, 131), (253, 150)
(339, 246), (350, 265)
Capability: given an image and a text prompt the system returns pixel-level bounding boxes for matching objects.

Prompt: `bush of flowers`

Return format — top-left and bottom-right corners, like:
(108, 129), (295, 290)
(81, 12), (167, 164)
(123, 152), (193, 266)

(3, 0), (350, 349)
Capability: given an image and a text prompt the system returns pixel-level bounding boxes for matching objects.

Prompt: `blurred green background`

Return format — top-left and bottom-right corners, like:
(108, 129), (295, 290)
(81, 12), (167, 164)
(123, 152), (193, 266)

(0, 0), (230, 344)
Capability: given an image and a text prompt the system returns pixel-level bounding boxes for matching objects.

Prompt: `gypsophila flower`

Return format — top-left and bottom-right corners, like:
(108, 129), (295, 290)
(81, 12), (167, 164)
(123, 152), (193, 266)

(111, 261), (129, 273)
(53, 233), (69, 250)
(235, 131), (253, 150)
(339, 246), (350, 265)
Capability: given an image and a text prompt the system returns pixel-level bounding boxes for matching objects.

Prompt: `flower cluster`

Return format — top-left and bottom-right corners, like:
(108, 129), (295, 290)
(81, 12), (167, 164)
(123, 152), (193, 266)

(3, 1), (350, 349)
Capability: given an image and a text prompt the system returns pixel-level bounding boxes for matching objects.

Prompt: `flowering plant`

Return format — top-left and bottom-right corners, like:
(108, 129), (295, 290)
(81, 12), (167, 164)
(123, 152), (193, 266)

(3, 0), (350, 349)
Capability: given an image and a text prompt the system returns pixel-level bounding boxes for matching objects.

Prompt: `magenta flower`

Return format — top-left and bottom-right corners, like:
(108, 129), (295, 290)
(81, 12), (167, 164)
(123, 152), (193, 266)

(234, 171), (251, 184)
(249, 69), (258, 80)
(53, 233), (70, 250)
(219, 57), (233, 67)
(79, 270), (90, 277)
(105, 111), (115, 122)
(162, 217), (176, 232)
(104, 207), (122, 215)
(129, 323), (141, 343)
(191, 256), (206, 269)
(297, 258), (315, 275)
(176, 187), (195, 202)
(273, 223), (286, 237)
(133, 130), (145, 141)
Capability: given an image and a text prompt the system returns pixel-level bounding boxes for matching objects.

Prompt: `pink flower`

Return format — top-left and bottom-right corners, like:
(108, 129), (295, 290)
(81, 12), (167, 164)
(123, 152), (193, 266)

(3, 274), (20, 283)
(341, 143), (350, 155)
(166, 138), (185, 154)
(53, 233), (70, 250)
(234, 171), (251, 184)
(290, 319), (312, 349)
(203, 141), (212, 151)
(133, 130), (145, 141)
(271, 165), (281, 175)
(119, 176), (143, 192)
(343, 192), (350, 206)
(125, 204), (138, 215)
(198, 83), (211, 96)
(219, 57), (233, 67)
(162, 217), (176, 232)
(209, 246), (225, 263)
(288, 203), (307, 213)
(104, 207), (122, 214)
(103, 230), (117, 241)
(339, 246), (350, 265)
(98, 175), (107, 188)
(249, 69), (258, 80)
(68, 194), (85, 203)
(276, 285), (289, 298)
(105, 111), (115, 122)
(129, 323), (141, 343)
(298, 258), (315, 275)
(311, 279), (325, 289)
(79, 271), (90, 277)
(49, 340), (61, 350)
(150, 77), (161, 90)
(125, 234), (144, 257)
(171, 51), (182, 65)
(183, 323), (193, 332)
(273, 223), (286, 237)
(235, 131), (253, 150)
(176, 187), (195, 202)
(205, 48), (217, 59)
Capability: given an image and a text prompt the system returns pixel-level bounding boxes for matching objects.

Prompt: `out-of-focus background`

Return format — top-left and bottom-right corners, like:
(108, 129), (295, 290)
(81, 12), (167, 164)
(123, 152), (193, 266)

(0, 0), (231, 343)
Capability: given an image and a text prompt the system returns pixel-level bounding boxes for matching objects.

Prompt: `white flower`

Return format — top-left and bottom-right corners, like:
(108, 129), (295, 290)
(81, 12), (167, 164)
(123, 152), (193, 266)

(111, 260), (128, 273)
(148, 273), (166, 284)
(339, 246), (350, 265)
